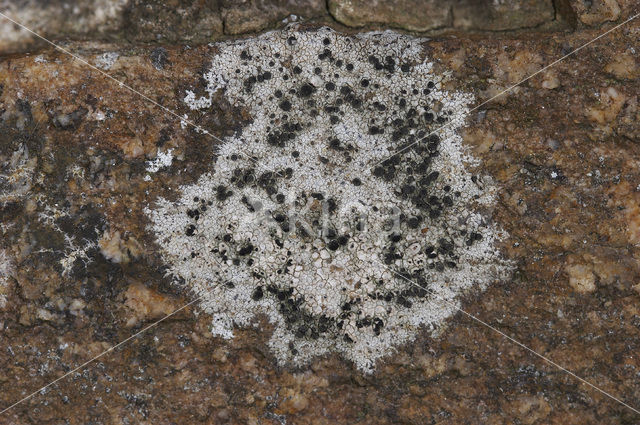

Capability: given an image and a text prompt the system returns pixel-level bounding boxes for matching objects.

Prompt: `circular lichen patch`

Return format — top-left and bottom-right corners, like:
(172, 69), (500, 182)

(146, 27), (511, 372)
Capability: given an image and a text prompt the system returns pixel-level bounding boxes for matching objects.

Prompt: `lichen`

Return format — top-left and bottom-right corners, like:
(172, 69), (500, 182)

(0, 143), (36, 205)
(145, 148), (174, 174)
(0, 249), (13, 310)
(94, 51), (120, 70)
(147, 27), (511, 372)
(37, 201), (100, 276)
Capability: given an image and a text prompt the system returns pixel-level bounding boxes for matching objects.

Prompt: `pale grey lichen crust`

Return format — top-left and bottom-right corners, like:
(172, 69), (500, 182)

(146, 27), (511, 372)
(0, 249), (13, 310)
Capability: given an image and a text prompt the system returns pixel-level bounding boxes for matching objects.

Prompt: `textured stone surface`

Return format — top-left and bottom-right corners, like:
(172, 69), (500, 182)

(2, 1), (635, 54)
(221, 0), (326, 34)
(2, 0), (617, 55)
(124, 0), (223, 43)
(328, 0), (452, 31)
(453, 0), (556, 31)
(328, 0), (560, 32)
(1, 3), (640, 425)
(569, 0), (626, 26)
(561, 0), (640, 28)
(0, 0), (128, 53)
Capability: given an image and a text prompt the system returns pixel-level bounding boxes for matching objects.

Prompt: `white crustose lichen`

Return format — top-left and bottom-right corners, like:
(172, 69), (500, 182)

(0, 249), (13, 310)
(146, 27), (511, 372)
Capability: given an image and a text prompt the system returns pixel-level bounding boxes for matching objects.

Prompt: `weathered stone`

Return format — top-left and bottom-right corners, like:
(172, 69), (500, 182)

(565, 262), (597, 293)
(0, 0), (128, 54)
(569, 0), (622, 26)
(124, 0), (223, 42)
(0, 0), (225, 53)
(1, 7), (640, 424)
(328, 0), (563, 31)
(328, 0), (451, 31)
(604, 51), (638, 80)
(221, 0), (326, 34)
(453, 0), (555, 31)
(278, 388), (309, 414)
(123, 282), (181, 327)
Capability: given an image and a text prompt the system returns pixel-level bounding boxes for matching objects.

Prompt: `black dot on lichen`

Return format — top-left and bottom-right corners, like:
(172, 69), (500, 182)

(252, 286), (264, 300)
(279, 99), (292, 111)
(299, 84), (315, 97)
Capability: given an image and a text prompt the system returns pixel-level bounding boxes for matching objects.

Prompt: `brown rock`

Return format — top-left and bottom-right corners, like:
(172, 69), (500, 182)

(570, 0), (622, 25)
(510, 395), (552, 425)
(99, 230), (143, 264)
(605, 52), (638, 80)
(494, 50), (543, 85)
(209, 388), (229, 408)
(279, 388), (309, 414)
(328, 0), (451, 31)
(221, 0), (326, 35)
(607, 181), (640, 245)
(586, 87), (626, 124)
(0, 0), (128, 54)
(453, 0), (555, 31)
(124, 0), (223, 42)
(0, 0), (227, 54)
(123, 282), (180, 327)
(212, 347), (229, 363)
(415, 353), (448, 379)
(2, 22), (640, 425)
(565, 263), (596, 293)
(540, 70), (561, 89)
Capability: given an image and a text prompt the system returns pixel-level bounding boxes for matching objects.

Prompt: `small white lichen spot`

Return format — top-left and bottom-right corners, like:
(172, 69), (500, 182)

(0, 144), (36, 205)
(0, 250), (14, 310)
(146, 27), (512, 372)
(146, 149), (174, 173)
(94, 52), (119, 70)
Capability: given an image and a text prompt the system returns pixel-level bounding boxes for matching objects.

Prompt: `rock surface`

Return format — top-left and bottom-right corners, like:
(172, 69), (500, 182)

(452, 0), (556, 31)
(1, 2), (640, 425)
(221, 0), (326, 34)
(328, 0), (452, 31)
(7, 0), (637, 54)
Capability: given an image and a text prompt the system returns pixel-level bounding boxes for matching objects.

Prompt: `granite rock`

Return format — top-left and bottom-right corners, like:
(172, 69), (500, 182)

(328, 0), (452, 31)
(453, 0), (556, 31)
(221, 0), (326, 34)
(0, 3), (639, 425)
(0, 0), (128, 54)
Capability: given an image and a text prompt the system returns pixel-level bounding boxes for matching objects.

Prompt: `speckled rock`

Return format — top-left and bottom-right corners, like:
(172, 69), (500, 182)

(0, 0), (128, 54)
(1, 4), (640, 425)
(328, 0), (451, 31)
(221, 0), (326, 34)
(124, 0), (223, 43)
(569, 0), (624, 26)
(453, 0), (556, 31)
